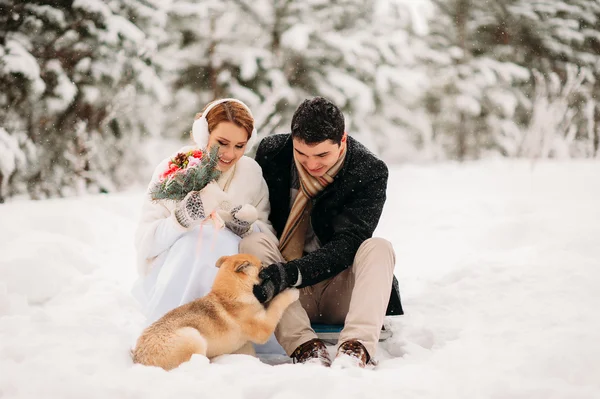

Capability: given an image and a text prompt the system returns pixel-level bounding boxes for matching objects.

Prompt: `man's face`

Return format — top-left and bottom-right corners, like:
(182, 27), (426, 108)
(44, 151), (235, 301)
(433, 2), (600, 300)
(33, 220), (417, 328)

(292, 138), (345, 177)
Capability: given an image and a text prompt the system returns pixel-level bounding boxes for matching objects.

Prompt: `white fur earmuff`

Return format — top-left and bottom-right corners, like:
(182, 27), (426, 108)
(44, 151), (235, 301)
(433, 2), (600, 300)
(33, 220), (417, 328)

(192, 98), (258, 154)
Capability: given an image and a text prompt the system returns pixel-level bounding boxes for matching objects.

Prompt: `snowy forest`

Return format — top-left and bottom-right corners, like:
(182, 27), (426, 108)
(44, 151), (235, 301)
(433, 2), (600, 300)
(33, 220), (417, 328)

(1, 0), (600, 201)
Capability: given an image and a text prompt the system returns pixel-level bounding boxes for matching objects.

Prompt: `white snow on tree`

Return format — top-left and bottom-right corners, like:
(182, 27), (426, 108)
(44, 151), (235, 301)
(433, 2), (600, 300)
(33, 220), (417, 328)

(1, 0), (599, 200)
(158, 0), (434, 159)
(0, 0), (169, 200)
(421, 0), (600, 160)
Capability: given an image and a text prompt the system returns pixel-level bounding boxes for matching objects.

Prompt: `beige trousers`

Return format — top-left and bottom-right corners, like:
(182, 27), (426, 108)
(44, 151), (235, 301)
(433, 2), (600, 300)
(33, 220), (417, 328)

(239, 233), (396, 358)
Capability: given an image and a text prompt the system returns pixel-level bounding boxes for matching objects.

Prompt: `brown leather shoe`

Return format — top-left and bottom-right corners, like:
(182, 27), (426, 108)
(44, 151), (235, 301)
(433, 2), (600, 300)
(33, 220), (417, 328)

(290, 338), (332, 366)
(336, 340), (371, 368)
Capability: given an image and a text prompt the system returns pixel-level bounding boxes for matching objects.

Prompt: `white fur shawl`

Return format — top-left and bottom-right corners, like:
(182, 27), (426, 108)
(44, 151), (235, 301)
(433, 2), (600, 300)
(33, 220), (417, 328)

(134, 146), (277, 276)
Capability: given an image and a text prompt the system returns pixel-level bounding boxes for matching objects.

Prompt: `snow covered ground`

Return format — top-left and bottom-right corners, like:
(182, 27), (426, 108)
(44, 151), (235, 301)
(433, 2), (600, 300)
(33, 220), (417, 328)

(1, 160), (599, 399)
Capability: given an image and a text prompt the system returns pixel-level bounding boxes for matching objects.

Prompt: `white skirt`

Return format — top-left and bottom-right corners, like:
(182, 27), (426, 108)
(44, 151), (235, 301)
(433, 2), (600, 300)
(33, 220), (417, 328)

(132, 224), (285, 355)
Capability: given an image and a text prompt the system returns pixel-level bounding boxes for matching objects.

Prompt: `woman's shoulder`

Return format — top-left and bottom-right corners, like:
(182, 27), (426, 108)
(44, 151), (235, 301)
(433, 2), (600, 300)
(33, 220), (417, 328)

(230, 156), (267, 197)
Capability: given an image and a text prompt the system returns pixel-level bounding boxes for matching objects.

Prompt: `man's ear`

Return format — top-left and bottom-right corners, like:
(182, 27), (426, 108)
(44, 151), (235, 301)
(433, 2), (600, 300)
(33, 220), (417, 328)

(235, 261), (252, 274)
(216, 256), (229, 268)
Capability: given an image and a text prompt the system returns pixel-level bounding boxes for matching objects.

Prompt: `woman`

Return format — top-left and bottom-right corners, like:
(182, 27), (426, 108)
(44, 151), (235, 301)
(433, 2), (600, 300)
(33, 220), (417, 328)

(132, 98), (283, 355)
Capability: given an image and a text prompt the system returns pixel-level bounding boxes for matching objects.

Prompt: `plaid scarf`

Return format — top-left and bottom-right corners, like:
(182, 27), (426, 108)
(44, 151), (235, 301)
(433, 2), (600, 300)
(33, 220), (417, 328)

(278, 144), (347, 261)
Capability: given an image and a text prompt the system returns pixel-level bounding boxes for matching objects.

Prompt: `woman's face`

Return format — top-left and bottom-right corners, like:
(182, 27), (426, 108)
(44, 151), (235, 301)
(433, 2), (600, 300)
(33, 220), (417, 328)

(207, 121), (249, 172)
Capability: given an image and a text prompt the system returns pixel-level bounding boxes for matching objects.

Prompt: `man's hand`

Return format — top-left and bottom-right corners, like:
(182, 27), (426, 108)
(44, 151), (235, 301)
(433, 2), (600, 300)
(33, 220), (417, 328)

(253, 262), (299, 303)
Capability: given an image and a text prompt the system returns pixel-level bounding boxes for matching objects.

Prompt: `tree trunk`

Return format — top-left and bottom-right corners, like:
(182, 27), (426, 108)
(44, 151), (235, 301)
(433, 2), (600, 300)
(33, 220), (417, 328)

(455, 0), (469, 161)
(208, 15), (223, 99)
(456, 0), (469, 53)
(595, 123), (600, 158)
(457, 114), (467, 161)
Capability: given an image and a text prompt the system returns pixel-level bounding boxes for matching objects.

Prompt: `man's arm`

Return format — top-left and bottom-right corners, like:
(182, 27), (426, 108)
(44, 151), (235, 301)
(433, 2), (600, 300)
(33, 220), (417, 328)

(289, 171), (388, 287)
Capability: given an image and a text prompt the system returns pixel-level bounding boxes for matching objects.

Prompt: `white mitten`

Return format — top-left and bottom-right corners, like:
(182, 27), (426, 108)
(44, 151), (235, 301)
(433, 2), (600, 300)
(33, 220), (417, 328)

(216, 204), (258, 237)
(174, 182), (230, 228)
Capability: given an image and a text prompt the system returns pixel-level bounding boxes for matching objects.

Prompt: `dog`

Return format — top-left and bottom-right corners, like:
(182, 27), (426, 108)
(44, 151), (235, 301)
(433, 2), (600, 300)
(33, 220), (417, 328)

(131, 254), (299, 370)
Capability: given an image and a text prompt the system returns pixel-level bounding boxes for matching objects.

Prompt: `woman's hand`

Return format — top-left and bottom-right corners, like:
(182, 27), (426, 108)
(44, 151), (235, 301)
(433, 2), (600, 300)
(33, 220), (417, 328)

(174, 182), (230, 228)
(217, 204), (258, 237)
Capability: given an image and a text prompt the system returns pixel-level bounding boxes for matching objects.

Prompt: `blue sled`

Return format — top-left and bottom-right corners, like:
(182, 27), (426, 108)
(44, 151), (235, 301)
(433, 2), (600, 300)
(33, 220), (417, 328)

(311, 323), (392, 344)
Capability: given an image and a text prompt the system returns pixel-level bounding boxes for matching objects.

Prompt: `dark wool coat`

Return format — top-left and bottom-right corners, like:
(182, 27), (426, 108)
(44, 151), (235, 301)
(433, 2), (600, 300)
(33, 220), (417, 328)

(255, 133), (403, 316)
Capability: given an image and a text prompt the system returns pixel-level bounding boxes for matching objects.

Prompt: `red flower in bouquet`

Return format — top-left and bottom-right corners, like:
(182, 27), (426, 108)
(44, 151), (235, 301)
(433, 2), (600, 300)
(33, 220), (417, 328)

(150, 146), (221, 202)
(159, 149), (206, 182)
(160, 162), (180, 181)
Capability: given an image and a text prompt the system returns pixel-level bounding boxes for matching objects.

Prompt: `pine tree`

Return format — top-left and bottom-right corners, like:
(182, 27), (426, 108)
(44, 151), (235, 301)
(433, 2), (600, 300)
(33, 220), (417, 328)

(161, 0), (431, 160)
(421, 0), (600, 159)
(0, 0), (169, 200)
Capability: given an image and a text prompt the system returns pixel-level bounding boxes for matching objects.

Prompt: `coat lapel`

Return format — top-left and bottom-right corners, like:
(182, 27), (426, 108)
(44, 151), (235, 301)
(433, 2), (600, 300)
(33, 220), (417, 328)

(268, 135), (293, 235)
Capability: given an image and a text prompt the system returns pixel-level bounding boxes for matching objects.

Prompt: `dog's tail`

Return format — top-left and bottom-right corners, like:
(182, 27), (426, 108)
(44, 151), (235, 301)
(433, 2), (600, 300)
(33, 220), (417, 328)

(132, 327), (208, 370)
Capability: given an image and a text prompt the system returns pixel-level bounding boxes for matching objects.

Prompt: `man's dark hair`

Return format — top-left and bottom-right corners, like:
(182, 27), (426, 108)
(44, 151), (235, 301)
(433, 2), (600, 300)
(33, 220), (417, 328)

(291, 97), (345, 145)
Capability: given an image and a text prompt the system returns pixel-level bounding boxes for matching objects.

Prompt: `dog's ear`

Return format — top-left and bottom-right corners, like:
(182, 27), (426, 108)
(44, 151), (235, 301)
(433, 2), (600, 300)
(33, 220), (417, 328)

(235, 261), (252, 274)
(216, 256), (229, 268)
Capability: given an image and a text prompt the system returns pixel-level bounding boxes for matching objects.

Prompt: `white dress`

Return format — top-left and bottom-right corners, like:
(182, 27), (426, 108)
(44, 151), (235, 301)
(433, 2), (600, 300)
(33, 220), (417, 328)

(132, 149), (285, 355)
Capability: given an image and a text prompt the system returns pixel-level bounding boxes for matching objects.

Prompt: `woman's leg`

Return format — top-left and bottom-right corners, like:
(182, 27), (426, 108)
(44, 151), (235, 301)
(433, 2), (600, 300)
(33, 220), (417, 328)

(142, 225), (241, 324)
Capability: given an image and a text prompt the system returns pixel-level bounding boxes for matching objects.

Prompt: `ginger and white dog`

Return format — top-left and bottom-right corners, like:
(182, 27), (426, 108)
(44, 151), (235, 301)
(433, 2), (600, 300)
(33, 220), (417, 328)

(132, 254), (298, 370)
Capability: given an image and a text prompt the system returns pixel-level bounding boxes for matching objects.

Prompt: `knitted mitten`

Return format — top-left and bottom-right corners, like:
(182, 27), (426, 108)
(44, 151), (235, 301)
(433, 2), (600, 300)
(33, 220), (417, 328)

(174, 182), (229, 228)
(216, 204), (258, 238)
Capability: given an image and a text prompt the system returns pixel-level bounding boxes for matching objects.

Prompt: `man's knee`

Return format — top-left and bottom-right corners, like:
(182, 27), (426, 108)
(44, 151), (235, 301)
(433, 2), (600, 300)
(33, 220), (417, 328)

(361, 237), (393, 249)
(239, 232), (276, 257)
(354, 237), (396, 272)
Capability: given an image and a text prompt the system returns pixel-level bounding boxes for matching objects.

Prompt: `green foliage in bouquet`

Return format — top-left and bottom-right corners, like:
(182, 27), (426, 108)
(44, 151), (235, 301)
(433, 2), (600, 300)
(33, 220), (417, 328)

(149, 146), (221, 202)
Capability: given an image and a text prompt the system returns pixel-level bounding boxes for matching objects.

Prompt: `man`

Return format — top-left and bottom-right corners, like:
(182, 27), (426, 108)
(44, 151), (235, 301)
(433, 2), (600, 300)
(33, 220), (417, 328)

(240, 97), (403, 367)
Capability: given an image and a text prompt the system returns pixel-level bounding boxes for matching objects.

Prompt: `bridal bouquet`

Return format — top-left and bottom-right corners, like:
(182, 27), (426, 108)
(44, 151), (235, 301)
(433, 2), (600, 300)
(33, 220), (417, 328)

(149, 146), (221, 202)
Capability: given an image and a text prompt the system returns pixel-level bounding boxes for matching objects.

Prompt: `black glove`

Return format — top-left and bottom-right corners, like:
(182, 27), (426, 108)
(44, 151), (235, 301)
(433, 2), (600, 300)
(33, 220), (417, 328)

(253, 262), (299, 303)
